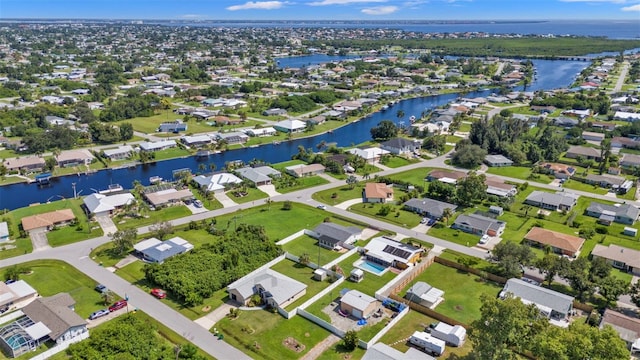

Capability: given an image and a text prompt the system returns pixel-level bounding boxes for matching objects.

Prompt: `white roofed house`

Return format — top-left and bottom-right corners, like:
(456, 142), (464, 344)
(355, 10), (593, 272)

(192, 172), (243, 193)
(347, 147), (390, 163)
(285, 163), (325, 178)
(235, 166), (281, 186)
(181, 134), (212, 148)
(245, 127), (276, 137)
(431, 322), (467, 347)
(363, 236), (424, 270)
(102, 145), (133, 161)
(273, 119), (306, 133)
(0, 222), (8, 242)
(133, 237), (194, 264)
(340, 289), (378, 319)
(82, 192), (135, 218)
(379, 138), (421, 155)
(524, 190), (579, 211)
(227, 269), (307, 309)
(216, 131), (249, 145)
(139, 139), (177, 152)
(484, 154), (513, 167)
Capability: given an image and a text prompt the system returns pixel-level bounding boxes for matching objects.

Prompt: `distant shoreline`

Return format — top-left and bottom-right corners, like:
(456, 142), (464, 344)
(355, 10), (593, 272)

(0, 19), (550, 24)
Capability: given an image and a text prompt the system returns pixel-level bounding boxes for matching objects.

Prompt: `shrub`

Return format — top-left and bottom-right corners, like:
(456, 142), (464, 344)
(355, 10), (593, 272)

(595, 226), (608, 234)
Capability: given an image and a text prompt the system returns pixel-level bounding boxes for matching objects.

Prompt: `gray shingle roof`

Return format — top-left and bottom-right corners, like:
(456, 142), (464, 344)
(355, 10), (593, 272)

(313, 222), (361, 243)
(525, 191), (579, 208)
(404, 198), (457, 218)
(501, 278), (574, 316)
(23, 293), (86, 341)
(235, 166), (280, 184)
(453, 213), (504, 233)
(587, 202), (640, 221)
(228, 269), (306, 307)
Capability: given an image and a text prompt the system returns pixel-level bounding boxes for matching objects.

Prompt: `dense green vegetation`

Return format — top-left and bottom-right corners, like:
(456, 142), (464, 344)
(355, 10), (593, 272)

(311, 37), (640, 58)
(143, 224), (281, 305)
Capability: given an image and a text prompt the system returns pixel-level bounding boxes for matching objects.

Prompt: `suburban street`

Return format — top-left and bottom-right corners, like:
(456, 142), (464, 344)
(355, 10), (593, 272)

(0, 148), (638, 358)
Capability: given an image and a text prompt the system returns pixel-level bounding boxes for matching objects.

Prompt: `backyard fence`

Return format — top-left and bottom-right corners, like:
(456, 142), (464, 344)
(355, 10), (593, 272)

(434, 256), (508, 285)
(297, 308), (346, 338)
(30, 331), (89, 360)
(360, 305), (410, 349)
(387, 256), (435, 296)
(389, 293), (469, 329)
(275, 229), (307, 246)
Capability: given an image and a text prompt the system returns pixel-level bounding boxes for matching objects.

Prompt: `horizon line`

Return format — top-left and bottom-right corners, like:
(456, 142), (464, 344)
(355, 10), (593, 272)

(0, 18), (637, 22)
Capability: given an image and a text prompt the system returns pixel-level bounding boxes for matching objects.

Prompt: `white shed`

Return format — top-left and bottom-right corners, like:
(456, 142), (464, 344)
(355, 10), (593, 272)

(624, 227), (637, 237)
(431, 322), (466, 347)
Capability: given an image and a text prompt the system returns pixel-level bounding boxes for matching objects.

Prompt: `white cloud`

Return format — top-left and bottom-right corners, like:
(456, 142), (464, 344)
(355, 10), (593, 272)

(226, 1), (287, 11)
(622, 3), (640, 9)
(309, 0), (387, 6)
(361, 5), (399, 14)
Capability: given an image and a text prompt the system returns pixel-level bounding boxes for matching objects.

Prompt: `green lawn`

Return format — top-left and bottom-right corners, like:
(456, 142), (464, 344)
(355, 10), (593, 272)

(114, 205), (192, 230)
(275, 175), (330, 194)
(378, 309), (473, 358)
(428, 221), (481, 247)
(152, 147), (192, 161)
(3, 260), (114, 319)
(446, 135), (463, 144)
(313, 184), (364, 206)
(227, 187), (268, 204)
(116, 110), (220, 134)
(402, 262), (502, 324)
(560, 179), (607, 195)
(382, 167), (435, 187)
(379, 156), (419, 169)
(217, 310), (331, 360)
(315, 345), (365, 360)
(270, 259), (333, 310)
(349, 202), (421, 228)
(486, 166), (534, 181)
(281, 235), (344, 266)
(47, 223), (103, 247)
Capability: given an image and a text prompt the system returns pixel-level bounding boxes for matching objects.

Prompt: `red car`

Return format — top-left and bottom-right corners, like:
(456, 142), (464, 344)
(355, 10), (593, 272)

(108, 300), (127, 312)
(150, 288), (166, 299)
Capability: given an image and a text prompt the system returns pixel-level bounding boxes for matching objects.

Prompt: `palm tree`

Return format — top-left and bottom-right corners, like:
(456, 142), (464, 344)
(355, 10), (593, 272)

(521, 205), (532, 218)
(265, 197), (273, 211)
(209, 163), (216, 173)
(396, 109), (405, 120)
(299, 253), (311, 266)
(441, 208), (454, 226)
(198, 163), (207, 174)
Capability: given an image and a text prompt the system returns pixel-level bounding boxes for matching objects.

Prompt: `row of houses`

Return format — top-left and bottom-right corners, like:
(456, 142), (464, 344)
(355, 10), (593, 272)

(3, 150), (95, 173)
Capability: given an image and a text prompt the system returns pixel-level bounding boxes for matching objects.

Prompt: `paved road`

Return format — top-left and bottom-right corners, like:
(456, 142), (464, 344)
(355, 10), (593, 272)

(612, 62), (629, 93)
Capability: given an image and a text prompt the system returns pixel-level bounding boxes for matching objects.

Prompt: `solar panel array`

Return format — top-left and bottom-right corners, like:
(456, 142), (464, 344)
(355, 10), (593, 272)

(382, 244), (411, 259)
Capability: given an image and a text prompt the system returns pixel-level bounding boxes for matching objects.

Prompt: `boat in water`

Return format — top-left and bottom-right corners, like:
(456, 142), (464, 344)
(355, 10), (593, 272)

(149, 176), (163, 184)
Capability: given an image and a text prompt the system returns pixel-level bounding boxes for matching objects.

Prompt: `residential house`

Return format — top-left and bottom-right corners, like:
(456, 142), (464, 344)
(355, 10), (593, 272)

(539, 163), (576, 179)
(379, 138), (421, 155)
(584, 174), (633, 193)
(363, 183), (394, 203)
(363, 236), (424, 270)
(83, 192), (135, 217)
(245, 127), (276, 137)
(340, 289), (378, 319)
(403, 198), (457, 220)
(600, 309), (640, 352)
(285, 164), (325, 178)
(452, 213), (506, 236)
(592, 244), (640, 276)
(582, 131), (605, 142)
(524, 191), (579, 211)
(21, 293), (88, 346)
(485, 177), (518, 197)
(0, 280), (38, 310)
(621, 153), (640, 168)
(0, 222), (8, 242)
(484, 154), (514, 167)
(309, 222), (362, 250)
(227, 269), (307, 309)
(612, 137), (640, 149)
(3, 157), (45, 173)
(565, 146), (601, 162)
(553, 117), (579, 127)
(139, 140), (177, 152)
(562, 109), (591, 119)
(405, 282), (444, 308)
(362, 343), (436, 360)
(158, 120), (187, 133)
(181, 135), (212, 148)
(142, 187), (193, 208)
(102, 145), (133, 161)
(273, 119), (306, 133)
(55, 150), (94, 168)
(348, 147), (390, 163)
(216, 131), (249, 145)
(21, 209), (76, 233)
(431, 322), (467, 347)
(500, 278), (574, 320)
(614, 111), (640, 122)
(586, 202), (640, 225)
(235, 166), (281, 186)
(426, 169), (467, 184)
(524, 227), (585, 257)
(262, 108), (287, 116)
(133, 237), (194, 264)
(192, 172), (242, 193)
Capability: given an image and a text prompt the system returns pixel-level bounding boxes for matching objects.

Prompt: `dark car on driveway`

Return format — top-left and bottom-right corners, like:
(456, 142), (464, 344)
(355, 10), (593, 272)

(108, 300), (127, 312)
(89, 309), (110, 320)
(95, 284), (107, 293)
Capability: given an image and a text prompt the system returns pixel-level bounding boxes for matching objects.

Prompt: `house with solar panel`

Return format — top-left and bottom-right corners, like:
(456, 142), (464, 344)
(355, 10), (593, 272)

(133, 237), (194, 264)
(362, 237), (424, 270)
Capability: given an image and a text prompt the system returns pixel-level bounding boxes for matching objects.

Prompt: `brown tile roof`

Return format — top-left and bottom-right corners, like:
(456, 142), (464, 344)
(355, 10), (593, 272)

(485, 176), (516, 191)
(364, 183), (393, 199)
(592, 244), (640, 269)
(21, 209), (76, 232)
(524, 227), (585, 254)
(601, 309), (640, 343)
(3, 157), (45, 170)
(428, 169), (467, 180)
(540, 162), (576, 175)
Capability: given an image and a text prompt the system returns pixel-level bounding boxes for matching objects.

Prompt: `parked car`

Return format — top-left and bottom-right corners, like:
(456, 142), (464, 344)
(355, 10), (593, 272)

(317, 205), (327, 210)
(5, 279), (16, 285)
(89, 309), (110, 320)
(193, 200), (203, 208)
(109, 300), (127, 312)
(479, 235), (490, 244)
(95, 284), (107, 293)
(150, 288), (166, 299)
(426, 218), (436, 226)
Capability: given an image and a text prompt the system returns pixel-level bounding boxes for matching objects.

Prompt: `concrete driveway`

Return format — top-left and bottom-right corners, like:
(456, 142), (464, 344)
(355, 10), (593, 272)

(257, 184), (280, 197)
(95, 215), (118, 235)
(335, 198), (362, 210)
(185, 203), (208, 214)
(213, 192), (238, 208)
(29, 230), (50, 251)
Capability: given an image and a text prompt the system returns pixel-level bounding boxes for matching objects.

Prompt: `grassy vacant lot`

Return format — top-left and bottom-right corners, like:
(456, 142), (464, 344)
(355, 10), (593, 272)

(349, 202), (421, 228)
(560, 179), (607, 195)
(281, 235), (344, 266)
(152, 147), (192, 161)
(227, 187), (268, 204)
(485, 166), (534, 181)
(270, 259), (333, 310)
(313, 184), (364, 205)
(428, 220), (481, 247)
(402, 262), (502, 325)
(380, 156), (419, 169)
(378, 310), (473, 359)
(47, 223), (103, 247)
(275, 175), (330, 194)
(3, 260), (111, 319)
(217, 310), (331, 360)
(382, 167), (434, 186)
(316, 346), (365, 360)
(114, 205), (192, 230)
(116, 111), (218, 134)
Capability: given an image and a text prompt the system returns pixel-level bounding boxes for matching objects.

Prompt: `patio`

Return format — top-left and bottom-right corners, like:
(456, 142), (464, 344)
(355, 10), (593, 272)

(320, 298), (393, 333)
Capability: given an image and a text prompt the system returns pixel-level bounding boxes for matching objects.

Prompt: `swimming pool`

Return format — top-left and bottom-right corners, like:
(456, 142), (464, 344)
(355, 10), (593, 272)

(354, 259), (388, 276)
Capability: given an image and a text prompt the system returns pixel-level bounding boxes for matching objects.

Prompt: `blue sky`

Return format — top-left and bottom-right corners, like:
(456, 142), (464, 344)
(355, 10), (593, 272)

(1, 0), (639, 20)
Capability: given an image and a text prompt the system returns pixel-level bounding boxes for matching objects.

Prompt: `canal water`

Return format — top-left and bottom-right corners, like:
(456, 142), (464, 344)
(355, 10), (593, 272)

(0, 57), (590, 210)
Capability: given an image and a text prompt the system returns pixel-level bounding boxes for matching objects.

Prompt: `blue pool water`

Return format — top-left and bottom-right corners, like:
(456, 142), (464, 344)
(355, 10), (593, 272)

(356, 260), (388, 275)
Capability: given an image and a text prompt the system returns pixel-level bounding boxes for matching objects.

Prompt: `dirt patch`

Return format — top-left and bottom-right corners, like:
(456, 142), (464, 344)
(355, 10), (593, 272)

(454, 305), (464, 311)
(305, 332), (310, 338)
(201, 305), (211, 312)
(283, 337), (305, 353)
